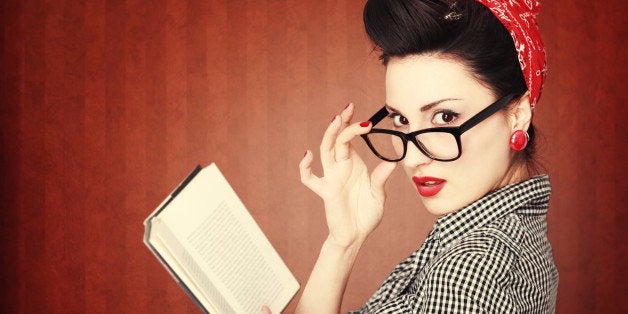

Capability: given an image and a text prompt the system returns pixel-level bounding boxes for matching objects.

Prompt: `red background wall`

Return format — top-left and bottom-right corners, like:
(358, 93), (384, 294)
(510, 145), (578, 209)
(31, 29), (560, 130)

(1, 0), (625, 313)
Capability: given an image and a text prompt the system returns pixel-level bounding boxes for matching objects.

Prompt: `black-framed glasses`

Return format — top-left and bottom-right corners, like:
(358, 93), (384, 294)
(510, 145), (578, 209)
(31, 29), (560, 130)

(361, 94), (515, 162)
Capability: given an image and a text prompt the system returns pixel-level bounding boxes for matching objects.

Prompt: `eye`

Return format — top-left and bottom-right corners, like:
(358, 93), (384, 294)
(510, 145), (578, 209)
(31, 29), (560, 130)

(388, 112), (409, 128)
(432, 110), (459, 125)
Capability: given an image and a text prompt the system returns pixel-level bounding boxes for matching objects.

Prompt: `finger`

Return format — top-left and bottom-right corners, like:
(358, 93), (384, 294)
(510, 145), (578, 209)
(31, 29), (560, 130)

(339, 103), (355, 129)
(299, 150), (323, 193)
(261, 306), (272, 314)
(319, 115), (342, 168)
(370, 161), (397, 202)
(334, 120), (372, 161)
(320, 103), (355, 166)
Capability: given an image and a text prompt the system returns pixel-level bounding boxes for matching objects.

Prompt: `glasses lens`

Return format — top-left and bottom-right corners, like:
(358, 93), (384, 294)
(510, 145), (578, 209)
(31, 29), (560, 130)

(365, 132), (405, 161)
(415, 132), (459, 160)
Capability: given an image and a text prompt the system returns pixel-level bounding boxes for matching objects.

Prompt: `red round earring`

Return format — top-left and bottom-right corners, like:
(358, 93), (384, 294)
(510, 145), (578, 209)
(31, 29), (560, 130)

(509, 130), (529, 151)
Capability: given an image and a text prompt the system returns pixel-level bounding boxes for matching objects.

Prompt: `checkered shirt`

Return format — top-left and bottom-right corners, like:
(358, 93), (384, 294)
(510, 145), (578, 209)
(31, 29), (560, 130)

(350, 175), (558, 313)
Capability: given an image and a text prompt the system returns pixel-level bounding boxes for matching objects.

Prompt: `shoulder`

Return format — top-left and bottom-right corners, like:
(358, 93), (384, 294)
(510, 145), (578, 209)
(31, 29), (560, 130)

(438, 212), (526, 271)
(419, 214), (527, 311)
(433, 213), (528, 281)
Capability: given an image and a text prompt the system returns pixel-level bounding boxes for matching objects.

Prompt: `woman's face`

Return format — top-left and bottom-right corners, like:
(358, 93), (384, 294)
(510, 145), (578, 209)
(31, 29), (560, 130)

(385, 54), (514, 216)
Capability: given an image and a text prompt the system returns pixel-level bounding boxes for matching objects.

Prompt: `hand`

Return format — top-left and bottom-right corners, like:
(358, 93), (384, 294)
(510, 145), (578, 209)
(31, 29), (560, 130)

(299, 103), (397, 248)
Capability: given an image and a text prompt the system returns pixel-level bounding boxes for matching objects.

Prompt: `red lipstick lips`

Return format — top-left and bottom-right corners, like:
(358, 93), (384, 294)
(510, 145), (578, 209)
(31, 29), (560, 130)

(413, 176), (446, 197)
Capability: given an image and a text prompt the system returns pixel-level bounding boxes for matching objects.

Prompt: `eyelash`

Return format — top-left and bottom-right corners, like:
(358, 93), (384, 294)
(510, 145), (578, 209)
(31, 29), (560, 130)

(387, 112), (408, 127)
(385, 109), (461, 128)
(432, 110), (460, 125)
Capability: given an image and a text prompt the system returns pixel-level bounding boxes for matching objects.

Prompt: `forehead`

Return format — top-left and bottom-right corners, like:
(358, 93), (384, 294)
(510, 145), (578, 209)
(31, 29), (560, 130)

(385, 54), (493, 110)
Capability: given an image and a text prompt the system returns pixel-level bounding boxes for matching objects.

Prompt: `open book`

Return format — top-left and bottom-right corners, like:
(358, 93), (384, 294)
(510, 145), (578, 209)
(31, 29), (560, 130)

(143, 163), (300, 313)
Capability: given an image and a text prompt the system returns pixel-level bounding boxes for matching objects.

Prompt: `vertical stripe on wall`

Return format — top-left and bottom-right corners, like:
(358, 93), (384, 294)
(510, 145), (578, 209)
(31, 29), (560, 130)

(0, 0), (625, 313)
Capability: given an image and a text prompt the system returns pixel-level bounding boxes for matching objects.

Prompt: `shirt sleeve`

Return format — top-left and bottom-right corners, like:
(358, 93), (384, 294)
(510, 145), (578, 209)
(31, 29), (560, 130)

(414, 241), (517, 313)
(357, 237), (517, 313)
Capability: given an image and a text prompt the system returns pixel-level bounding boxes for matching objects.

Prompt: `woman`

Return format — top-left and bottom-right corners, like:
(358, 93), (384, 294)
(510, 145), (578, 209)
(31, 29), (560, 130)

(283, 0), (558, 312)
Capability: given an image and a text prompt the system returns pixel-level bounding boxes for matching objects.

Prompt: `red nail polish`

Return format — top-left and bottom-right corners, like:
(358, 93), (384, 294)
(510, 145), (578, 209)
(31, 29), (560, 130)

(360, 121), (371, 127)
(331, 115), (337, 122)
(344, 103), (351, 109)
(303, 150), (308, 157)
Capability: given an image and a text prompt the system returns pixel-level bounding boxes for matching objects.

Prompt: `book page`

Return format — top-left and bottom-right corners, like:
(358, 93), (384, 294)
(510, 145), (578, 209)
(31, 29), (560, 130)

(151, 219), (231, 313)
(186, 200), (284, 312)
(157, 164), (299, 313)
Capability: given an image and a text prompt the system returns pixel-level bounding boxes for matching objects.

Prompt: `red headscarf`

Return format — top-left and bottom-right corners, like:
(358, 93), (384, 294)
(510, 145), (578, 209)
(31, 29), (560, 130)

(475, 0), (547, 107)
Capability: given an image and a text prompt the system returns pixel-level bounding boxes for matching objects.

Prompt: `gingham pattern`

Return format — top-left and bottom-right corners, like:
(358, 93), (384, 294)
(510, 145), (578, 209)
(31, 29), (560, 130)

(350, 175), (558, 313)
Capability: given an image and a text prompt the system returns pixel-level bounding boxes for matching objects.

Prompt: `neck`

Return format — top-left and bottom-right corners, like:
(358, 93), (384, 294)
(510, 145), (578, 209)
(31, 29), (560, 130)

(498, 159), (531, 189)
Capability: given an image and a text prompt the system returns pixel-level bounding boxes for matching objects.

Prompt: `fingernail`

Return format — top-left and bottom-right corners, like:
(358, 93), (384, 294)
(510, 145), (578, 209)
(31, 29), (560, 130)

(331, 115), (337, 123)
(303, 150), (308, 157)
(344, 103), (351, 110)
(360, 121), (371, 127)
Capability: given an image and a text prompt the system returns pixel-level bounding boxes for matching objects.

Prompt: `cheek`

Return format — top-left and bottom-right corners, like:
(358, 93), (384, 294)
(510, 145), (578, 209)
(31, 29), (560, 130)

(402, 163), (414, 180)
(467, 129), (509, 155)
(458, 122), (512, 174)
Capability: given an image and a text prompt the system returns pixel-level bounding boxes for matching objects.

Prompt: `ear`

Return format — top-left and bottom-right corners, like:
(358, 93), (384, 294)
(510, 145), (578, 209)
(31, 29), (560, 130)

(508, 92), (533, 132)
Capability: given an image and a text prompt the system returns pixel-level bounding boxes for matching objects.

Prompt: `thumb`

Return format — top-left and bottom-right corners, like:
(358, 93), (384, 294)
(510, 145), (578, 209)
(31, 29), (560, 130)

(370, 161), (397, 200)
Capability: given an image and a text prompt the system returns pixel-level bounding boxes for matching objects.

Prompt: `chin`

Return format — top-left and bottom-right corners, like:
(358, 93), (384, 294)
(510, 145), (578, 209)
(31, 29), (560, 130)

(420, 197), (460, 217)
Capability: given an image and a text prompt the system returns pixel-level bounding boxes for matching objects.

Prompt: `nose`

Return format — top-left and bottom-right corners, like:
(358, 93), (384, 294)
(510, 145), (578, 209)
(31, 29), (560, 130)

(402, 140), (432, 169)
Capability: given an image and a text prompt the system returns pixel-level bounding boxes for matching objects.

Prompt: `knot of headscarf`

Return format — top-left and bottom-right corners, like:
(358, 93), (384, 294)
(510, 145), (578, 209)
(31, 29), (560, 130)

(475, 0), (546, 107)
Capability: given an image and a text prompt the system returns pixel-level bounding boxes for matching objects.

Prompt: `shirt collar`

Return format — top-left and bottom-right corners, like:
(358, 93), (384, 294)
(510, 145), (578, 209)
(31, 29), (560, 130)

(430, 175), (552, 249)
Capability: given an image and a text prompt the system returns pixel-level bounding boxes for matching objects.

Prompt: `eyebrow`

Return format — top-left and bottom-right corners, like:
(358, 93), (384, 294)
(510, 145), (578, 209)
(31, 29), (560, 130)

(385, 98), (462, 114)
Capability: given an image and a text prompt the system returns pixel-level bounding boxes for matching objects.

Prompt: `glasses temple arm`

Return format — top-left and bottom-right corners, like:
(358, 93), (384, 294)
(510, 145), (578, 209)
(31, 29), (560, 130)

(459, 94), (515, 133)
(368, 106), (389, 126)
